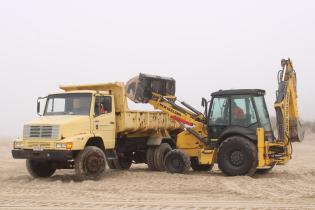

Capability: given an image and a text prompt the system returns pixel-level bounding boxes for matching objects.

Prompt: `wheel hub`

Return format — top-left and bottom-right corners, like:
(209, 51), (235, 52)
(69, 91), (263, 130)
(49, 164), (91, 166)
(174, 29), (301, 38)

(171, 157), (181, 169)
(85, 153), (103, 174)
(230, 150), (244, 166)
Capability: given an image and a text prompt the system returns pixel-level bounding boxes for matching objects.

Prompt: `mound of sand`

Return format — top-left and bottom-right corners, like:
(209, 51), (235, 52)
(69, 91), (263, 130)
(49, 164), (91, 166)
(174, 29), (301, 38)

(0, 135), (315, 209)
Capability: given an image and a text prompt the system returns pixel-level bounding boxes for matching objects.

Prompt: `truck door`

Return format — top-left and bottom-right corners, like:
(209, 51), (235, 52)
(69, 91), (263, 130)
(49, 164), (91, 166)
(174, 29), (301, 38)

(93, 95), (116, 149)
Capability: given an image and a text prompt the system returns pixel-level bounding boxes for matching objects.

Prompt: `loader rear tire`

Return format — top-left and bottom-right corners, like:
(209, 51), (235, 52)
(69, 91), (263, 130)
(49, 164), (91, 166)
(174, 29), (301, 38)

(26, 160), (56, 178)
(154, 143), (172, 171)
(218, 136), (257, 176)
(75, 146), (106, 181)
(146, 146), (157, 171)
(191, 164), (213, 172)
(164, 149), (191, 174)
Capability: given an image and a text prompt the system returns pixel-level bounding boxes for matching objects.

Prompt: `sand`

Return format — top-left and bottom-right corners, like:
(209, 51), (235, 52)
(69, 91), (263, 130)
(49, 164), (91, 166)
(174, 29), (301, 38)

(1, 135), (315, 210)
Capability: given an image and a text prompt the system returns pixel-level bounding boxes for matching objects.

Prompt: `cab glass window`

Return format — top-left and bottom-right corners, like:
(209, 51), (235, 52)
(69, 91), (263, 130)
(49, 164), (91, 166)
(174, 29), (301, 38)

(94, 96), (112, 116)
(208, 97), (230, 125)
(231, 96), (257, 127)
(254, 96), (272, 131)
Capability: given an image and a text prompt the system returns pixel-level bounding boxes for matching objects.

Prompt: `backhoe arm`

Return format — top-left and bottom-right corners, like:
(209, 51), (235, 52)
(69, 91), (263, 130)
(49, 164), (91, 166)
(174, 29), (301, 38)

(274, 59), (304, 143)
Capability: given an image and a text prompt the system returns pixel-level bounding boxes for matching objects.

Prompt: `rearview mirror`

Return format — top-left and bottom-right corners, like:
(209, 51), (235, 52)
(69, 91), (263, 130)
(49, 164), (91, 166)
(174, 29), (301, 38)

(201, 97), (207, 107)
(201, 97), (208, 118)
(37, 101), (40, 114)
(37, 96), (47, 116)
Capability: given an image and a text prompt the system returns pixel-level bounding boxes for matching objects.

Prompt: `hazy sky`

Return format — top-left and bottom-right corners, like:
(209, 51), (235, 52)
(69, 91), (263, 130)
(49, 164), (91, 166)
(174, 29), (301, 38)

(1, 0), (314, 137)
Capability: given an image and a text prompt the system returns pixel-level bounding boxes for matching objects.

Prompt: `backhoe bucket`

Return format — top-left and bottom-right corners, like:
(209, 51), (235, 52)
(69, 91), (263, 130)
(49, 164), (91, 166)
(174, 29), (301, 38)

(290, 120), (305, 142)
(126, 73), (176, 103)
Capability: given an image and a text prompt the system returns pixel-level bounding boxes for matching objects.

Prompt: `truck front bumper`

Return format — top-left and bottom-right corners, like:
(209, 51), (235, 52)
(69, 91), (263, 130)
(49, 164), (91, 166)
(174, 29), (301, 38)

(12, 149), (74, 160)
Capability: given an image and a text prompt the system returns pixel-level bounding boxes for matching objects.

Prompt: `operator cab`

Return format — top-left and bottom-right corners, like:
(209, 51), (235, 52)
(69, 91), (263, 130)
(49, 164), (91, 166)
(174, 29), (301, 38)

(206, 89), (274, 143)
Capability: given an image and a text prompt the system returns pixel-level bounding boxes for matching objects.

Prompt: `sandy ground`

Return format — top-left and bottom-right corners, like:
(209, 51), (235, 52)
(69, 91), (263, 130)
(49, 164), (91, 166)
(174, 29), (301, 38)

(1, 135), (315, 210)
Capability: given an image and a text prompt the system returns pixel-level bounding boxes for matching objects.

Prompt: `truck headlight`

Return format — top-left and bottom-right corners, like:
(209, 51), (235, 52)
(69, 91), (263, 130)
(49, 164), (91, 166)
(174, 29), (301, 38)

(56, 143), (66, 149)
(14, 141), (24, 149)
(56, 142), (73, 150)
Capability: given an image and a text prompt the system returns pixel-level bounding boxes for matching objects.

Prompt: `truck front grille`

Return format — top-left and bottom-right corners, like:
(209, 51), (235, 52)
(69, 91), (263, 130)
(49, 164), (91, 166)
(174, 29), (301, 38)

(27, 142), (51, 149)
(23, 125), (59, 139)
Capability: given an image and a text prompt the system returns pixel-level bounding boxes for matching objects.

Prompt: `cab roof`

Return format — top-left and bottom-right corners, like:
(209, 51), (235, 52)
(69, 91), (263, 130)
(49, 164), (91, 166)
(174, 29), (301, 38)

(211, 89), (266, 97)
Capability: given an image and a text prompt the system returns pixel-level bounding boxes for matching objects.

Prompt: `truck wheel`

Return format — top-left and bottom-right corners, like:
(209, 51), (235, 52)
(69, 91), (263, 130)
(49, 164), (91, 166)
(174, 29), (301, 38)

(218, 136), (257, 176)
(146, 146), (157, 171)
(107, 159), (116, 169)
(75, 146), (106, 181)
(191, 164), (213, 172)
(26, 160), (56, 178)
(154, 143), (172, 171)
(164, 149), (191, 173)
(113, 156), (132, 170)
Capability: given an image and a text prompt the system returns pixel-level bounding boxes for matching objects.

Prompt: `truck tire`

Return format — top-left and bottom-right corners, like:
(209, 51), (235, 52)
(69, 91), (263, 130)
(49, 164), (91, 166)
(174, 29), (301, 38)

(164, 149), (191, 173)
(26, 160), (56, 178)
(154, 143), (172, 171)
(146, 146), (157, 171)
(113, 156), (132, 170)
(75, 146), (106, 181)
(218, 136), (257, 176)
(191, 164), (213, 172)
(107, 159), (116, 169)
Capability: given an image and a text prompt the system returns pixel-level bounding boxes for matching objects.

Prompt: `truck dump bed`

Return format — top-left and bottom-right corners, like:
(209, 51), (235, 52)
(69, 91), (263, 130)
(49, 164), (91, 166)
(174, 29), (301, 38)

(116, 111), (179, 134)
(60, 82), (180, 135)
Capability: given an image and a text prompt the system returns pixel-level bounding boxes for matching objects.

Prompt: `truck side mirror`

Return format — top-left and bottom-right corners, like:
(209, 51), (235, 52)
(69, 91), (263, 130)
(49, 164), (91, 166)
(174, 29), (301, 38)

(37, 96), (47, 116)
(37, 101), (40, 114)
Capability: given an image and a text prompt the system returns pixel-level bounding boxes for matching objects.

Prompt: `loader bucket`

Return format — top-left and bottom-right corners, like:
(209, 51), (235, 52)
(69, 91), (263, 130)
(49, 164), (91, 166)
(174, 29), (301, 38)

(126, 73), (176, 103)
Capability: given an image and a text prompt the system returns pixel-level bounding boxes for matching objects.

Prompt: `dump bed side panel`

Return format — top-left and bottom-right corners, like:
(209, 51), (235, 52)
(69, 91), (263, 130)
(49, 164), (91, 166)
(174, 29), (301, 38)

(116, 111), (180, 134)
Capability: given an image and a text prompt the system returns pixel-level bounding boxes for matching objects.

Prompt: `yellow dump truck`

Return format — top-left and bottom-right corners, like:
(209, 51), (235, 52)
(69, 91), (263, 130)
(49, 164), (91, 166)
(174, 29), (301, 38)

(12, 82), (181, 180)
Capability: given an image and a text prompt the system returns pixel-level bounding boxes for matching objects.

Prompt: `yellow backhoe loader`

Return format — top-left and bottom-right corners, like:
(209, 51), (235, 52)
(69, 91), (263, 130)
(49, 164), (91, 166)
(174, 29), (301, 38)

(126, 58), (304, 176)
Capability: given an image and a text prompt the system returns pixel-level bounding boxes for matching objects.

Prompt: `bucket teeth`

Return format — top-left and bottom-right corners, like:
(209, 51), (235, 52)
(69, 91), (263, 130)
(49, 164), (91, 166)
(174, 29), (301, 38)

(126, 73), (176, 103)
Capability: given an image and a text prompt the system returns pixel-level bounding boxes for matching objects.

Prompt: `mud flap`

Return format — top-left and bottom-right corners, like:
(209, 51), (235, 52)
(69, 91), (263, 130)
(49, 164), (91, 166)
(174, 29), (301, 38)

(126, 73), (176, 103)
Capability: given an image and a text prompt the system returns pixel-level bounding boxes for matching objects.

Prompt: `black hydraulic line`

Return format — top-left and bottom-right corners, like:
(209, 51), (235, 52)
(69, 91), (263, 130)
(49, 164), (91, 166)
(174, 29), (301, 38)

(163, 97), (196, 117)
(180, 101), (203, 116)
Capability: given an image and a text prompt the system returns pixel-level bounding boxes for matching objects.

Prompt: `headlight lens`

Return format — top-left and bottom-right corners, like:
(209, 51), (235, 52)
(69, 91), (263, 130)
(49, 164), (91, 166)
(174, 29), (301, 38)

(56, 142), (73, 150)
(56, 143), (66, 149)
(14, 141), (24, 149)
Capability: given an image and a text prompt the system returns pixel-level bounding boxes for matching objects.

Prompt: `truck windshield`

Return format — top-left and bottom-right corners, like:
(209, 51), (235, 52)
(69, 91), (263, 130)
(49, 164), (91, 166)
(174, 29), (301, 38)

(253, 96), (272, 132)
(44, 93), (92, 116)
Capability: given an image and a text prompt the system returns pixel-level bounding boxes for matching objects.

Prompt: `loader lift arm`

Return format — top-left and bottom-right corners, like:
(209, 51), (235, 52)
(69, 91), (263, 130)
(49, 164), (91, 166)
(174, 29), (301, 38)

(148, 93), (210, 145)
(126, 74), (209, 145)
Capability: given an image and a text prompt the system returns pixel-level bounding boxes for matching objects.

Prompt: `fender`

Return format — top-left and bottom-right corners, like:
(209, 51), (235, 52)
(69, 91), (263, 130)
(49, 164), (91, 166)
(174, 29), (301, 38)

(219, 126), (257, 145)
(61, 133), (95, 150)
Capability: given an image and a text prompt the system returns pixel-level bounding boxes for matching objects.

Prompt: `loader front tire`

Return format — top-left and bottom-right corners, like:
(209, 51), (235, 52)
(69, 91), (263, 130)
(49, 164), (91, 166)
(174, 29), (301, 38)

(26, 160), (56, 178)
(218, 136), (257, 176)
(154, 143), (172, 171)
(75, 146), (106, 181)
(164, 149), (191, 173)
